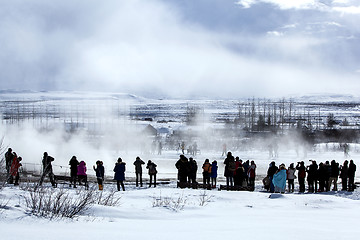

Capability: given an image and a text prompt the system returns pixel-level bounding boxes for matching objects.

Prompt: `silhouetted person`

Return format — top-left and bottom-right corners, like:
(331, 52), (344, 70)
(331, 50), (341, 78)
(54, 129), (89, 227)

(224, 152), (235, 189)
(329, 160), (339, 191)
(287, 163), (296, 193)
(296, 161), (306, 193)
(307, 160), (318, 193)
(134, 156), (145, 187)
(114, 158), (126, 191)
(175, 155), (189, 185)
(146, 160), (157, 187)
(340, 160), (348, 191)
(5, 148), (14, 183)
(188, 157), (198, 185)
(69, 156), (79, 188)
(39, 152), (56, 187)
(317, 162), (327, 192)
(267, 161), (278, 193)
(348, 160), (356, 191)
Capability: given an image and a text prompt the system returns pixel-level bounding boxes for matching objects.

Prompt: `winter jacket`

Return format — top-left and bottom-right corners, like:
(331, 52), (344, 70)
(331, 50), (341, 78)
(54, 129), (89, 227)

(224, 155), (235, 177)
(134, 158), (145, 174)
(211, 163), (218, 178)
(267, 163), (278, 177)
(202, 162), (212, 173)
(287, 168), (296, 180)
(146, 162), (157, 175)
(114, 162), (126, 181)
(272, 169), (287, 191)
(10, 157), (22, 176)
(94, 165), (105, 179)
(348, 162), (356, 178)
(330, 161), (339, 178)
(340, 165), (348, 179)
(248, 164), (256, 179)
(77, 161), (87, 176)
(69, 157), (79, 175)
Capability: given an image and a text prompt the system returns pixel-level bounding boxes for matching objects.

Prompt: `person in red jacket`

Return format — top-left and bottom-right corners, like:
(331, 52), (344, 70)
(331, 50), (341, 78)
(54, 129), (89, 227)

(10, 155), (22, 185)
(247, 161), (256, 190)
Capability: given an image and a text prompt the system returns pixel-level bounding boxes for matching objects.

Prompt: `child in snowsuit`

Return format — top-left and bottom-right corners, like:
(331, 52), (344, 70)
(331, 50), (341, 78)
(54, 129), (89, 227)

(77, 161), (89, 190)
(10, 156), (22, 185)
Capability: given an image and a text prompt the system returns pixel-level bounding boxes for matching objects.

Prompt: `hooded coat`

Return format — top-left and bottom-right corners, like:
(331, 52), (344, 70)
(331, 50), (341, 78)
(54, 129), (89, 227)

(77, 161), (87, 176)
(114, 162), (126, 181)
(272, 169), (287, 191)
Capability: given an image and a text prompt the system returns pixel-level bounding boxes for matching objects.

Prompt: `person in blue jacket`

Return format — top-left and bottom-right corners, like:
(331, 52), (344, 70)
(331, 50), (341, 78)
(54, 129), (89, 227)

(114, 158), (126, 191)
(272, 164), (287, 193)
(211, 160), (218, 188)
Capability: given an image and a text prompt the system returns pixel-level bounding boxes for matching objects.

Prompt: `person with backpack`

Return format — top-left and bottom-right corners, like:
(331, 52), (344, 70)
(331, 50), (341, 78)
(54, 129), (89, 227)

(224, 152), (235, 189)
(287, 163), (296, 193)
(93, 160), (105, 190)
(296, 161), (306, 193)
(114, 158), (126, 191)
(39, 152), (56, 187)
(133, 156), (145, 187)
(69, 156), (79, 188)
(211, 160), (218, 188)
(146, 160), (158, 187)
(202, 159), (212, 188)
(10, 155), (22, 186)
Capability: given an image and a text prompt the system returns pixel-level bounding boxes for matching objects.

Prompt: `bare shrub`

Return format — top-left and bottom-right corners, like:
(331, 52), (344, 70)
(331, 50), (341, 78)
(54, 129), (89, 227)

(152, 192), (187, 211)
(198, 191), (214, 206)
(24, 186), (95, 219)
(95, 190), (122, 207)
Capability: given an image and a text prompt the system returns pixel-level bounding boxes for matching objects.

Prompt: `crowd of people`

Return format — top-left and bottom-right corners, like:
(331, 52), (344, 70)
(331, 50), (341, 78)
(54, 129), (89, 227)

(175, 151), (257, 190)
(265, 160), (357, 193)
(3, 148), (158, 191)
(3, 148), (357, 194)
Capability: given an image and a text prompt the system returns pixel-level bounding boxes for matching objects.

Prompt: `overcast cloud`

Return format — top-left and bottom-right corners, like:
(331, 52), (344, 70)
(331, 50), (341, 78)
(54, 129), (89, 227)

(0, 0), (359, 98)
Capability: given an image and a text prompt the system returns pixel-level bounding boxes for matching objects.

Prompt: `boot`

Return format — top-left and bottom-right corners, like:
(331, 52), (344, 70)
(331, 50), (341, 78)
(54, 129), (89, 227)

(99, 184), (103, 190)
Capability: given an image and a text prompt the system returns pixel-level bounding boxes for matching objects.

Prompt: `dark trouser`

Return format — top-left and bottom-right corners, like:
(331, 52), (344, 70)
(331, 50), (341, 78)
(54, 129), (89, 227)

(348, 176), (355, 191)
(203, 172), (210, 186)
(308, 178), (317, 193)
(226, 176), (233, 188)
(269, 176), (274, 193)
(299, 177), (305, 192)
(288, 179), (294, 192)
(78, 175), (88, 189)
(39, 169), (56, 187)
(70, 171), (77, 187)
(149, 174), (156, 187)
(318, 179), (325, 192)
(249, 177), (255, 190)
(341, 177), (348, 191)
(117, 180), (125, 191)
(135, 172), (143, 187)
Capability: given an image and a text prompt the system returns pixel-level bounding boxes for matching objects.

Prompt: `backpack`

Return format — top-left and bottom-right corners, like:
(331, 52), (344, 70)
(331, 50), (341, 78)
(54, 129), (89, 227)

(149, 164), (157, 175)
(229, 161), (236, 172)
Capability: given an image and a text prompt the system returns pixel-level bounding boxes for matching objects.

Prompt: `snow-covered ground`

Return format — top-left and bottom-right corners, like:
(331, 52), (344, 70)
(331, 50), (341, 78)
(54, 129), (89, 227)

(1, 148), (359, 240)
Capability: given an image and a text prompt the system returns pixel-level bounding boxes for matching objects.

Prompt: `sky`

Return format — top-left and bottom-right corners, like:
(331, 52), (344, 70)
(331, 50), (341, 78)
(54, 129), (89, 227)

(0, 0), (359, 98)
